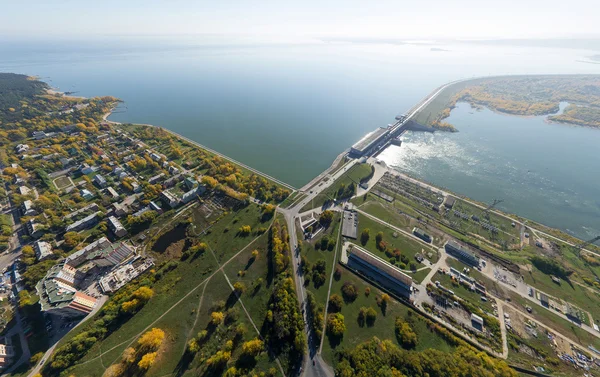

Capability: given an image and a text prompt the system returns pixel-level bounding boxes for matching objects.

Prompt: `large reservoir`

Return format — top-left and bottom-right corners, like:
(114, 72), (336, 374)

(1, 38), (599, 238)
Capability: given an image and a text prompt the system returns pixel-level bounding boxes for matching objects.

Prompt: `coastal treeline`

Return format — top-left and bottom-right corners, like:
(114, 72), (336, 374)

(124, 125), (291, 203)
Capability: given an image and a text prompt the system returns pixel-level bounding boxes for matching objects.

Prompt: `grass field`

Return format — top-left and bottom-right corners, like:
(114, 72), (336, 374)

(356, 215), (438, 266)
(301, 163), (373, 212)
(59, 203), (283, 377)
(320, 263), (456, 366)
(523, 266), (600, 323)
(300, 214), (342, 306)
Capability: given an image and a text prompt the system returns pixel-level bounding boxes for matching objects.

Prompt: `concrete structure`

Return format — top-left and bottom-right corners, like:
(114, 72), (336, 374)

(108, 216), (127, 238)
(349, 127), (390, 157)
(181, 188), (198, 204)
(34, 240), (53, 261)
(112, 202), (130, 217)
(413, 227), (432, 243)
(36, 263), (97, 318)
(342, 210), (358, 239)
(471, 313), (484, 331)
(161, 190), (180, 208)
(99, 257), (154, 293)
(444, 196), (456, 209)
(65, 237), (134, 269)
(65, 212), (99, 232)
(32, 130), (47, 140)
(345, 244), (412, 298)
(445, 241), (479, 267)
(149, 201), (163, 214)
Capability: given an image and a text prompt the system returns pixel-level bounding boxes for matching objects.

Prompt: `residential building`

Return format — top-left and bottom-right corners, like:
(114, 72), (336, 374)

(80, 189), (94, 200)
(0, 341), (15, 369)
(161, 190), (180, 208)
(26, 219), (43, 239)
(36, 263), (97, 318)
(106, 186), (119, 199)
(15, 144), (29, 154)
(65, 212), (99, 233)
(65, 237), (135, 268)
(32, 131), (47, 140)
(94, 174), (107, 188)
(21, 200), (36, 216)
(17, 186), (32, 196)
(148, 173), (165, 184)
(108, 216), (127, 238)
(99, 257), (154, 293)
(34, 241), (53, 261)
(184, 177), (198, 191)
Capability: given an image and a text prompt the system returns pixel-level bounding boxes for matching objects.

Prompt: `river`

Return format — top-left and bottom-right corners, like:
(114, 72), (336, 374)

(378, 102), (600, 239)
(0, 37), (599, 237)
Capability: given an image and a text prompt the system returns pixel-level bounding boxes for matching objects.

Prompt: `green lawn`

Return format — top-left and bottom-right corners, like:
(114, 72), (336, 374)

(523, 266), (600, 324)
(300, 214), (342, 306)
(356, 215), (438, 266)
(410, 268), (431, 284)
(57, 204), (277, 375)
(301, 163), (373, 212)
(320, 263), (456, 367)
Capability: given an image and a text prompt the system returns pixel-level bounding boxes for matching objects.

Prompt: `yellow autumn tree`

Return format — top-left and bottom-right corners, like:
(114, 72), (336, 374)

(138, 352), (157, 370)
(211, 311), (224, 325)
(137, 328), (165, 351)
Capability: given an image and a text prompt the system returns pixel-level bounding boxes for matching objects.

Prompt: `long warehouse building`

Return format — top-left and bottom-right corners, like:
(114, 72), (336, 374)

(346, 244), (413, 298)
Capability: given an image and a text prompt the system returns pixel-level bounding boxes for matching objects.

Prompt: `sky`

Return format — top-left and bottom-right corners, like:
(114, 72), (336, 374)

(2, 0), (599, 41)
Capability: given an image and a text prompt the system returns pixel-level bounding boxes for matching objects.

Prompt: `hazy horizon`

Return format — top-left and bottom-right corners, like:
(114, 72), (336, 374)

(3, 0), (600, 41)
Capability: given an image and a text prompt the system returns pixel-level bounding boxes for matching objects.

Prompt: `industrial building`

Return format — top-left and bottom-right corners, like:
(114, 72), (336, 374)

(445, 241), (479, 267)
(345, 244), (412, 298)
(413, 227), (432, 243)
(349, 127), (390, 157)
(342, 210), (358, 239)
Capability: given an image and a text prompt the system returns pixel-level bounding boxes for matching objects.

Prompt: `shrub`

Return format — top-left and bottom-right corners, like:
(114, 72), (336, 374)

(341, 281), (358, 302)
(328, 294), (343, 313)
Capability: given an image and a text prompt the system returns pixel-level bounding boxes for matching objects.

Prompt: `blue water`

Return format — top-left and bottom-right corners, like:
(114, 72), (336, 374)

(1, 37), (599, 237)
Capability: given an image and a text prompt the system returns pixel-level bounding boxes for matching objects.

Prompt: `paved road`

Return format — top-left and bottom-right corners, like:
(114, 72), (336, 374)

(24, 295), (108, 377)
